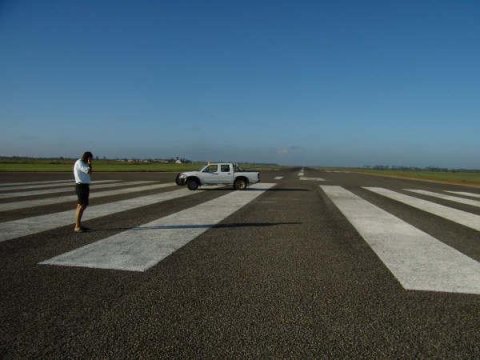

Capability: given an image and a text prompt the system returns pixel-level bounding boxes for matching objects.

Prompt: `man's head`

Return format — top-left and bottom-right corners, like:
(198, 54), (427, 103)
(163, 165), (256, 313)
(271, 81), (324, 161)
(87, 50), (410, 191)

(81, 151), (93, 162)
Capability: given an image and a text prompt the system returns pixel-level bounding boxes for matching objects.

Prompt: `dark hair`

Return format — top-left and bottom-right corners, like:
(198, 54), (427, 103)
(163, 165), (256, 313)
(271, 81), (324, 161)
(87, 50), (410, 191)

(81, 151), (93, 162)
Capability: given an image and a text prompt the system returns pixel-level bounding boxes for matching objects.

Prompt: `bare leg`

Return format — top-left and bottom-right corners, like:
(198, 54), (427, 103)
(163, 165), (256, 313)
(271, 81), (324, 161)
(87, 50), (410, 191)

(75, 204), (87, 230)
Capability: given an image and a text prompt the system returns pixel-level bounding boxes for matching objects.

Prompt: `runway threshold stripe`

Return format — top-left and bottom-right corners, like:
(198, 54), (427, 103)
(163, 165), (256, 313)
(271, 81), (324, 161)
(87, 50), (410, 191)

(0, 179), (77, 187)
(321, 186), (480, 295)
(41, 183), (276, 272)
(406, 189), (480, 208)
(299, 177), (325, 181)
(0, 180), (119, 192)
(0, 181), (154, 199)
(0, 183), (176, 212)
(446, 191), (480, 199)
(0, 187), (199, 243)
(364, 187), (480, 232)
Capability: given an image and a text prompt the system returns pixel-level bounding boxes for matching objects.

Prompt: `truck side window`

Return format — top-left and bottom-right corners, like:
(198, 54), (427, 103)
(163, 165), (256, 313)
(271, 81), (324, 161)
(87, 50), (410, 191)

(204, 164), (217, 173)
(221, 165), (230, 172)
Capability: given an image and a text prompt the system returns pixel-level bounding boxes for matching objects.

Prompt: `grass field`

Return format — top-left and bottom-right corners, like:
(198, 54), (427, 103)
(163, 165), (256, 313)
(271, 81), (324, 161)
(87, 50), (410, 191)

(0, 159), (283, 172)
(350, 169), (480, 186)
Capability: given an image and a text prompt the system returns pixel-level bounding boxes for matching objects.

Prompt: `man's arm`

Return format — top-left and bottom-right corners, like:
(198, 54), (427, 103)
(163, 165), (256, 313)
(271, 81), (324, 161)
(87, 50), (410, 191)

(76, 161), (91, 174)
(87, 159), (92, 174)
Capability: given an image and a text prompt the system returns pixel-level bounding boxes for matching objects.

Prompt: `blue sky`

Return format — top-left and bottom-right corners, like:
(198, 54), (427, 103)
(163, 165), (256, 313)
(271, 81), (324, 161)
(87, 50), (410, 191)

(1, 0), (479, 167)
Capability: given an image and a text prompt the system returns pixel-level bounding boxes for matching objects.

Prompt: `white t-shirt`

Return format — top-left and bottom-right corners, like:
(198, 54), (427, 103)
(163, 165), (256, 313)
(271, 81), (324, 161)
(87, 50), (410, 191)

(73, 159), (91, 184)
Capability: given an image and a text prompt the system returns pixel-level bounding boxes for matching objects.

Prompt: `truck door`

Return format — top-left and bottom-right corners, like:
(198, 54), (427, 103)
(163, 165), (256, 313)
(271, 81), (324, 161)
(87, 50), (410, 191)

(201, 164), (220, 184)
(217, 164), (233, 184)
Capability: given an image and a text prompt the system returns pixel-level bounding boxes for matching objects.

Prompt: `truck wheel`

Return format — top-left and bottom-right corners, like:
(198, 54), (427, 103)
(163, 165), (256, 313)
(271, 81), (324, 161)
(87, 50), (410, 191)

(187, 178), (199, 190)
(234, 178), (247, 190)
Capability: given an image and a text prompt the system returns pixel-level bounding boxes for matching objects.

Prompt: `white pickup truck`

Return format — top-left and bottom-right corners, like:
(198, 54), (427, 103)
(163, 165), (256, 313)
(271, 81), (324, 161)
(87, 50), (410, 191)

(175, 163), (260, 190)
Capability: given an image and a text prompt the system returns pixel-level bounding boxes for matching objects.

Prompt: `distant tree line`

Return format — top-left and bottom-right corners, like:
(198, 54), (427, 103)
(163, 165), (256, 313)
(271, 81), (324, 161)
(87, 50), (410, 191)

(0, 156), (192, 164)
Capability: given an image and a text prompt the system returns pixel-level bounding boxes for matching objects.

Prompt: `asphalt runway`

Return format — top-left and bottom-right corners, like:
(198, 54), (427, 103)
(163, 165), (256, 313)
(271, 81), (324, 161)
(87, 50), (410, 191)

(0, 169), (479, 358)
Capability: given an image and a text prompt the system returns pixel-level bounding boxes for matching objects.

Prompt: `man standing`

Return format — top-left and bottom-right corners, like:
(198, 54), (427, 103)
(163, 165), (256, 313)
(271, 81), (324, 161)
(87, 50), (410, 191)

(73, 151), (93, 233)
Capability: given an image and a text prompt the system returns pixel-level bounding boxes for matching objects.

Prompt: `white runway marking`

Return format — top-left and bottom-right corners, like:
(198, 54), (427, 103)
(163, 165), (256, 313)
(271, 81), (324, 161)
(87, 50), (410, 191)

(0, 183), (176, 212)
(364, 187), (480, 232)
(41, 183), (276, 272)
(299, 177), (325, 181)
(0, 181), (154, 199)
(274, 176), (284, 180)
(0, 188), (200, 243)
(406, 189), (480, 208)
(0, 180), (119, 192)
(445, 191), (480, 199)
(0, 179), (76, 188)
(322, 185), (480, 295)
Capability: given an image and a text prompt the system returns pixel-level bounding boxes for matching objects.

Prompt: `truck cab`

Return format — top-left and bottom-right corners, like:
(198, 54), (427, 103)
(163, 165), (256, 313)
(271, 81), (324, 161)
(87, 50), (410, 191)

(200, 163), (235, 184)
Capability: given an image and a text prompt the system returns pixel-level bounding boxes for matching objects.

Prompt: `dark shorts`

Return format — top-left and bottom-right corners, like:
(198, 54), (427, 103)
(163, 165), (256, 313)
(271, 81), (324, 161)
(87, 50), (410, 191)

(75, 183), (90, 206)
